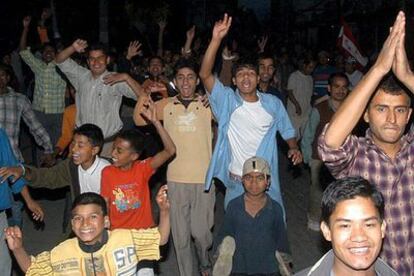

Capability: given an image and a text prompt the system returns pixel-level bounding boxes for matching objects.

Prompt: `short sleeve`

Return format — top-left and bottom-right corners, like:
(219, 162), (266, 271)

(131, 228), (161, 262)
(139, 158), (155, 184)
(26, 251), (53, 276)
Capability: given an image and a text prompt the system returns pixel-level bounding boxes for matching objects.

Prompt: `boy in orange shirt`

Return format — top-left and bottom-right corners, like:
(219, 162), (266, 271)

(101, 100), (175, 275)
(101, 99), (175, 229)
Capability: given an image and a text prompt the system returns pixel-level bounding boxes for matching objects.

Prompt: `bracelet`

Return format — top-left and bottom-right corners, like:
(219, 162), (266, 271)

(222, 53), (236, 61)
(18, 163), (26, 177)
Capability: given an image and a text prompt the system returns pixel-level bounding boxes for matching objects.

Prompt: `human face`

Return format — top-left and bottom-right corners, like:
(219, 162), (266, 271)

(71, 204), (108, 245)
(148, 58), (163, 78)
(174, 67), (198, 99)
(42, 46), (56, 63)
(111, 138), (138, 170)
(328, 77), (349, 102)
(321, 197), (386, 275)
(232, 67), (259, 97)
(70, 134), (99, 169)
(302, 62), (316, 75)
(345, 62), (355, 74)
(87, 50), (108, 77)
(258, 58), (275, 83)
(0, 69), (10, 90)
(242, 172), (269, 197)
(364, 90), (412, 149)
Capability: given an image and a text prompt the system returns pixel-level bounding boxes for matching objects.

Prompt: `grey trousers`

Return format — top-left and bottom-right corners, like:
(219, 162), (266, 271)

(168, 182), (215, 276)
(307, 158), (324, 222)
(0, 211), (11, 276)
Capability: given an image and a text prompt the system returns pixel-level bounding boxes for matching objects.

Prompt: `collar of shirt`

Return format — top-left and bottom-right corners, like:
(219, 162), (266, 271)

(79, 156), (101, 175)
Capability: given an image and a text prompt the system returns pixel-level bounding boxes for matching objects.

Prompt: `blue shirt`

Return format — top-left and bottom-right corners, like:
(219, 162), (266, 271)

(205, 79), (295, 212)
(215, 195), (290, 274)
(0, 128), (26, 211)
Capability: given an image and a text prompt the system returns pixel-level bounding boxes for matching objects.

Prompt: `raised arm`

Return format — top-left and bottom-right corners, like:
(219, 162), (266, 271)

(55, 39), (88, 64)
(19, 16), (31, 51)
(324, 11), (405, 149)
(182, 25), (195, 57)
(103, 72), (145, 98)
(5, 226), (32, 272)
(199, 14), (232, 93)
(140, 99), (176, 169)
(392, 18), (414, 92)
(157, 20), (167, 57)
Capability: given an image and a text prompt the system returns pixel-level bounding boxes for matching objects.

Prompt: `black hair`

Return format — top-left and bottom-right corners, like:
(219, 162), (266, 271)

(73, 124), (104, 150)
(174, 58), (199, 77)
(298, 56), (315, 69)
(88, 42), (108, 56)
(71, 192), (107, 216)
(257, 53), (275, 64)
(321, 177), (384, 225)
(41, 42), (56, 53)
(372, 73), (412, 106)
(0, 63), (13, 77)
(148, 55), (164, 66)
(232, 55), (259, 77)
(328, 72), (349, 86)
(115, 128), (145, 154)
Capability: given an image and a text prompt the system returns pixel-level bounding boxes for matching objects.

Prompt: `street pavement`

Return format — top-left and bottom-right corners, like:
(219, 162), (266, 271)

(14, 135), (327, 275)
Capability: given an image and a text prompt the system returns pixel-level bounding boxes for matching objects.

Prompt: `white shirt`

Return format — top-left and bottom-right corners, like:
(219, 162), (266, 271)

(227, 100), (272, 176)
(78, 156), (110, 194)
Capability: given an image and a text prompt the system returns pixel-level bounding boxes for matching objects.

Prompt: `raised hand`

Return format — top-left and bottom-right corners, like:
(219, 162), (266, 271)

(72, 39), (88, 53)
(257, 35), (268, 53)
(158, 19), (167, 31)
(374, 11), (405, 76)
(103, 73), (128, 86)
(139, 97), (157, 124)
(156, 185), (170, 212)
(0, 166), (24, 183)
(22, 16), (31, 29)
(5, 226), (23, 251)
(186, 25), (196, 41)
(126, 41), (142, 60)
(212, 13), (232, 41)
(392, 13), (414, 89)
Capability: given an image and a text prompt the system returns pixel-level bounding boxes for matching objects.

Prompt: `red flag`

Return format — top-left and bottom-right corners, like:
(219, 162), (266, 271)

(337, 20), (368, 69)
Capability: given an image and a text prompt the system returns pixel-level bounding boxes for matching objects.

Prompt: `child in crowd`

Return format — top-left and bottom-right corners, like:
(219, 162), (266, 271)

(213, 156), (292, 276)
(5, 190), (170, 275)
(101, 99), (175, 275)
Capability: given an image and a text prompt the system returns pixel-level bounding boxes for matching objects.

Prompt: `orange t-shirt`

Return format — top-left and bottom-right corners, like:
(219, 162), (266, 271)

(101, 158), (155, 230)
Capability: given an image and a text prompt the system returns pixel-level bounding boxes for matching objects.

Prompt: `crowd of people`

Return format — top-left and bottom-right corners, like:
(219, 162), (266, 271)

(0, 7), (413, 276)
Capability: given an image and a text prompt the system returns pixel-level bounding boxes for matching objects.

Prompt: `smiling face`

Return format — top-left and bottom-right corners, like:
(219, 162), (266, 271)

(232, 66), (259, 97)
(111, 137), (138, 170)
(258, 58), (275, 83)
(364, 89), (412, 150)
(70, 134), (99, 169)
(148, 57), (163, 78)
(42, 45), (56, 63)
(174, 67), (198, 99)
(321, 196), (386, 275)
(87, 50), (109, 77)
(71, 204), (108, 245)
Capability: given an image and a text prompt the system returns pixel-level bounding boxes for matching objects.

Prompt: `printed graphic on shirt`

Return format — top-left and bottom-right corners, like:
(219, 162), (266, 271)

(112, 184), (141, 213)
(113, 246), (137, 274)
(51, 258), (80, 273)
(175, 111), (197, 132)
(85, 255), (106, 275)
